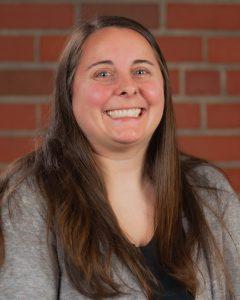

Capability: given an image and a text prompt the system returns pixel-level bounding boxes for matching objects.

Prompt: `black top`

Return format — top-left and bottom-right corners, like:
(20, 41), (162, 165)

(137, 237), (195, 300)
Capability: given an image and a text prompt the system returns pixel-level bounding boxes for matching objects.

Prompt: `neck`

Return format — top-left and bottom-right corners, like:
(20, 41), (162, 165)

(94, 146), (149, 192)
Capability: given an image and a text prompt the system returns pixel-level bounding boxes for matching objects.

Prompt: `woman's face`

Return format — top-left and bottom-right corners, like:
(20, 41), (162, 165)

(72, 27), (164, 155)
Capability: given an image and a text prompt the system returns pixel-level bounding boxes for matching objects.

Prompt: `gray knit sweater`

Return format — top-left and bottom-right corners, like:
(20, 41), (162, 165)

(0, 165), (239, 299)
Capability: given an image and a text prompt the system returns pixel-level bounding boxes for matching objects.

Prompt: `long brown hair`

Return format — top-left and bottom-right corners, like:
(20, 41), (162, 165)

(0, 15), (238, 299)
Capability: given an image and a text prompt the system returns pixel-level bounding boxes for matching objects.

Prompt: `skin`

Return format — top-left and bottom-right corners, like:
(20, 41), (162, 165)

(72, 27), (165, 246)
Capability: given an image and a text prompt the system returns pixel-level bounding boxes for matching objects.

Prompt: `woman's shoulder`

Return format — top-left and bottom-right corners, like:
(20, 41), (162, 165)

(181, 154), (234, 191)
(197, 163), (240, 216)
(1, 171), (47, 229)
(191, 163), (239, 204)
(181, 154), (239, 211)
(191, 163), (236, 193)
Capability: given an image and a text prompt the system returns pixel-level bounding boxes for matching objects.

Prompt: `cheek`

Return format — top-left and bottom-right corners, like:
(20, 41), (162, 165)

(80, 82), (112, 108)
(142, 81), (164, 105)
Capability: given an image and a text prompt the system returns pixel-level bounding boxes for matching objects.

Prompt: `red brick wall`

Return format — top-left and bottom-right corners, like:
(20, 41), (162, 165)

(0, 1), (239, 192)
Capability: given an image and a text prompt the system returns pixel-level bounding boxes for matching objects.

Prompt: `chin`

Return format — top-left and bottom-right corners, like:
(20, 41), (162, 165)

(111, 135), (144, 145)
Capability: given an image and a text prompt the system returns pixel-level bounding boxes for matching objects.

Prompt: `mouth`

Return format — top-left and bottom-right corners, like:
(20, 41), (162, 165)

(103, 107), (147, 119)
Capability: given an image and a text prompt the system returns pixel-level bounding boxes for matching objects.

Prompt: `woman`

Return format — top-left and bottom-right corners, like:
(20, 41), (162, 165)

(0, 15), (239, 300)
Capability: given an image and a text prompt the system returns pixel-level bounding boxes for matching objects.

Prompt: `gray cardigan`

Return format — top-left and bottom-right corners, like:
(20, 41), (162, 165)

(0, 165), (239, 299)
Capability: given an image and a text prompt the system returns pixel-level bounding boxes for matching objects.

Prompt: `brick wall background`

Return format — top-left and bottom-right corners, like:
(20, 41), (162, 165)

(0, 0), (239, 193)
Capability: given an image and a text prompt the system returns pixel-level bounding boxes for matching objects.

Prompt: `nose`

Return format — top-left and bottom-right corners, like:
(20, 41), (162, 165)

(114, 75), (138, 97)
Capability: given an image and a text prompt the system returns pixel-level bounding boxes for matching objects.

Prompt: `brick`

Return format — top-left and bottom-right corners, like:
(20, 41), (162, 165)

(0, 70), (53, 95)
(40, 35), (68, 62)
(169, 70), (179, 95)
(157, 36), (202, 62)
(174, 103), (200, 129)
(40, 103), (51, 127)
(0, 137), (35, 163)
(207, 104), (240, 128)
(81, 4), (159, 29)
(208, 37), (240, 63)
(0, 36), (34, 61)
(0, 4), (74, 29)
(0, 104), (36, 130)
(167, 3), (240, 30)
(178, 136), (240, 161)
(223, 168), (240, 193)
(227, 71), (240, 95)
(185, 71), (220, 95)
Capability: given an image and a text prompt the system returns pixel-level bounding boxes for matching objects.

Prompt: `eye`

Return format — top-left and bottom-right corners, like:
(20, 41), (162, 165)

(133, 69), (150, 76)
(94, 71), (111, 78)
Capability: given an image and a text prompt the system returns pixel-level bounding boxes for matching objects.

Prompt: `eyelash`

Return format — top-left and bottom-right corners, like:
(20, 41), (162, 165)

(94, 69), (150, 78)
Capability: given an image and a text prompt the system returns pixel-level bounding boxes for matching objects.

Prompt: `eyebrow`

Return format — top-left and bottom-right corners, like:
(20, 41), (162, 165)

(86, 59), (155, 70)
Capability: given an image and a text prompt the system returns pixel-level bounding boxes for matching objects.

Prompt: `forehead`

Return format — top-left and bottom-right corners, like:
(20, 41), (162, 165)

(79, 27), (158, 64)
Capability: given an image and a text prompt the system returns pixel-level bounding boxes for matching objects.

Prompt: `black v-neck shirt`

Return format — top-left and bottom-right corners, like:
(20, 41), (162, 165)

(137, 237), (195, 299)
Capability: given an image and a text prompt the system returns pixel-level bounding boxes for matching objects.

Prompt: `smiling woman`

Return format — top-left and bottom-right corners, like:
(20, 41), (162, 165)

(72, 26), (164, 150)
(0, 15), (239, 300)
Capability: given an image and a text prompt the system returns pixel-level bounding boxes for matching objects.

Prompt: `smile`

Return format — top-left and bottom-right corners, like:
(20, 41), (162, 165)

(104, 108), (146, 119)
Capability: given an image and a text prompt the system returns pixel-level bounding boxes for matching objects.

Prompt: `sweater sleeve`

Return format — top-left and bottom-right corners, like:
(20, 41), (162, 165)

(0, 177), (60, 300)
(195, 165), (240, 299)
(219, 173), (240, 298)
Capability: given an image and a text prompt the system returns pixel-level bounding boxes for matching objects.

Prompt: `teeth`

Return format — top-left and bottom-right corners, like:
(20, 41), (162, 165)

(106, 108), (142, 119)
